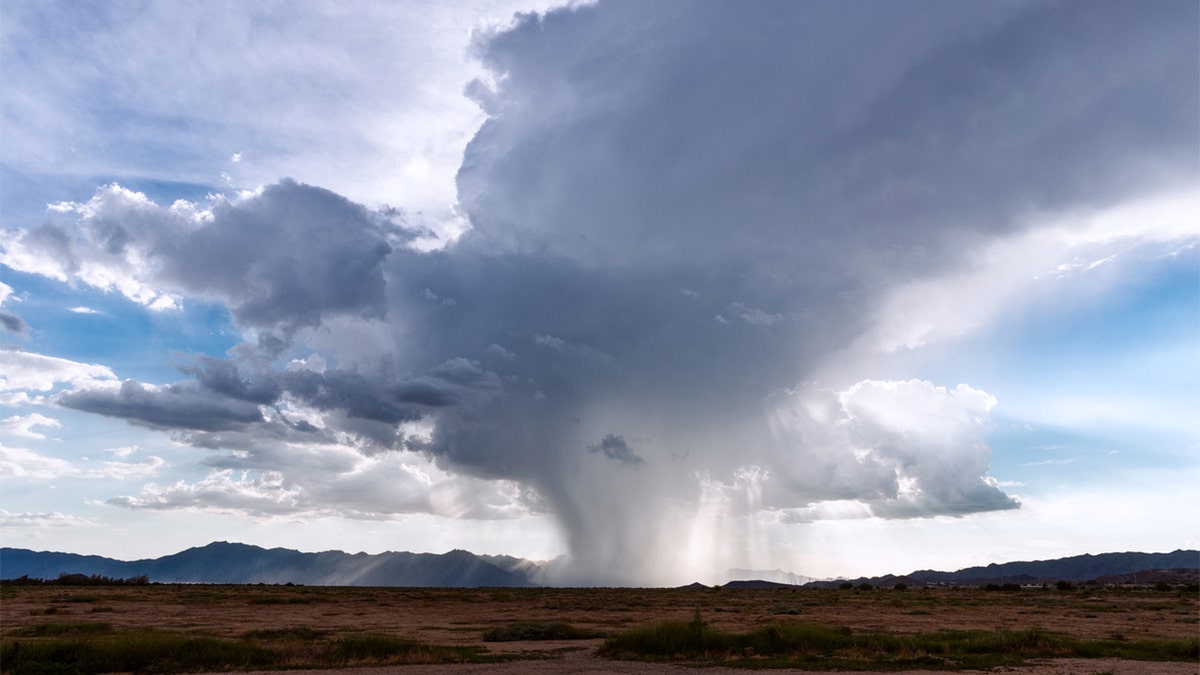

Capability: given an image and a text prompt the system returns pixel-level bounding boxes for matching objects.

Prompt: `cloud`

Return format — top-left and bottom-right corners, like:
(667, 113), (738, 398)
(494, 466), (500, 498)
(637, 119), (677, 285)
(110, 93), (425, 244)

(0, 0), (563, 234)
(1, 311), (29, 335)
(1, 0), (1193, 583)
(0, 510), (101, 529)
(2, 279), (29, 333)
(1, 413), (62, 440)
(0, 443), (162, 481)
(60, 380), (266, 432)
(459, 1), (1196, 270)
(106, 452), (540, 522)
(588, 434), (645, 465)
(0, 350), (117, 392)
(855, 190), (1200, 355)
(1, 181), (408, 346)
(106, 470), (302, 517)
(0, 445), (77, 479)
(89, 455), (166, 480)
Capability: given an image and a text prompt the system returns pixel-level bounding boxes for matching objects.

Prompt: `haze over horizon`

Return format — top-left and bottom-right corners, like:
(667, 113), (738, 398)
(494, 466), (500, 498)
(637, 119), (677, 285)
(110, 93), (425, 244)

(1, 0), (1197, 585)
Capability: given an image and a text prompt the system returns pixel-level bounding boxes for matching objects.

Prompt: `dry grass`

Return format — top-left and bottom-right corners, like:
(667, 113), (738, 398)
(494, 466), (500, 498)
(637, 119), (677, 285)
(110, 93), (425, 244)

(1, 583), (1195, 672)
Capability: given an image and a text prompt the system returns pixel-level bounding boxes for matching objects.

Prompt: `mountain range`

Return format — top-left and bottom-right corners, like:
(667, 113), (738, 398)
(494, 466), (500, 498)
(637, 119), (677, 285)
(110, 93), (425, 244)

(0, 542), (532, 587)
(1, 542), (1195, 588)
(799, 549), (1199, 589)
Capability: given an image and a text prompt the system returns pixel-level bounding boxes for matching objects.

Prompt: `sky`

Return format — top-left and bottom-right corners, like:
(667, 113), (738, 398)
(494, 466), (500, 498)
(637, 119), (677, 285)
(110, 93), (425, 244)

(1, 0), (1197, 585)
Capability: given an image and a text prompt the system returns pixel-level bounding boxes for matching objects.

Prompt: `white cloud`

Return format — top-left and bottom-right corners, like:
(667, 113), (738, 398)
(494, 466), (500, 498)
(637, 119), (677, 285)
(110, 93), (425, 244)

(106, 451), (539, 521)
(0, 0), (563, 233)
(0, 443), (164, 481)
(0, 510), (101, 529)
(107, 470), (301, 516)
(857, 188), (1200, 355)
(91, 456), (166, 480)
(732, 303), (784, 327)
(1, 413), (62, 439)
(0, 350), (116, 392)
(68, 306), (100, 314)
(0, 445), (76, 479)
(761, 379), (1014, 519)
(1, 184), (184, 310)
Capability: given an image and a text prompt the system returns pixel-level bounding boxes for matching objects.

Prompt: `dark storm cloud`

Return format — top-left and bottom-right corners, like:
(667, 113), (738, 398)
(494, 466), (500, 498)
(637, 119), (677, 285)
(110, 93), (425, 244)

(63, 351), (504, 449)
(278, 362), (500, 424)
(59, 379), (264, 431)
(459, 0), (1196, 271)
(5, 179), (409, 345)
(1, 310), (29, 335)
(588, 434), (645, 465)
(9, 0), (1193, 581)
(157, 180), (399, 340)
(181, 357), (281, 404)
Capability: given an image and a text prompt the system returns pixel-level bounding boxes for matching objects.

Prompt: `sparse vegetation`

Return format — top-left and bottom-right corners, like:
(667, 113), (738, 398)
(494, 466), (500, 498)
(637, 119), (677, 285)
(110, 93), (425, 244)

(0, 628), (492, 675)
(482, 621), (602, 641)
(2, 574), (150, 587)
(600, 614), (1200, 668)
(1, 584), (1196, 672)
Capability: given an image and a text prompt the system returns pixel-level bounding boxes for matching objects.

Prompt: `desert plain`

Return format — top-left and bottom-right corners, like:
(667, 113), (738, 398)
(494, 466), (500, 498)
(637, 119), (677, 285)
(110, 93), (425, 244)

(1, 583), (1196, 674)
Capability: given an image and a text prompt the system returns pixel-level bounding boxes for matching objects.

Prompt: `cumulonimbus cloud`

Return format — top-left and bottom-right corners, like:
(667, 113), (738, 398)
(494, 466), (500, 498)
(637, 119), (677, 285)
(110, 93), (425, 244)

(1, 0), (1195, 583)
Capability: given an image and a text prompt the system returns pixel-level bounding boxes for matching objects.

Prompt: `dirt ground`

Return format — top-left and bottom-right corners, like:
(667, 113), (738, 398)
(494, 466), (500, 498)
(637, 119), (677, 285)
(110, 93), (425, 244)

(2, 584), (1196, 673)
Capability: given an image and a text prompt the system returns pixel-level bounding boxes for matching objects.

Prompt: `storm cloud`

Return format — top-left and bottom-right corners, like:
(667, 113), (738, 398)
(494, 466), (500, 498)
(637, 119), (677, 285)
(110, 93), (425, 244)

(2, 0), (1195, 583)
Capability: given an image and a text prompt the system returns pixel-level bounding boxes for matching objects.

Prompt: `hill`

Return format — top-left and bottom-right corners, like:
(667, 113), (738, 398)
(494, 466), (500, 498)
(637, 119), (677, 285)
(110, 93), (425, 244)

(802, 549), (1199, 588)
(0, 542), (533, 587)
(3, 544), (1195, 588)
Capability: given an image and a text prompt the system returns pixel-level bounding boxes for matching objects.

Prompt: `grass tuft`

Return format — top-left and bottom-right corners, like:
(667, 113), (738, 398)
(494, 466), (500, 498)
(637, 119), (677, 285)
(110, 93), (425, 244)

(10, 622), (114, 638)
(0, 630), (273, 675)
(0, 628), (491, 674)
(600, 616), (1200, 668)
(482, 621), (603, 642)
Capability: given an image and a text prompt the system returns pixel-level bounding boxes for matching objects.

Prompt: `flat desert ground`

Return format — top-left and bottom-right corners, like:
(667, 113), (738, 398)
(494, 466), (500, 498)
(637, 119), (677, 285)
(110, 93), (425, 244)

(2, 584), (1196, 673)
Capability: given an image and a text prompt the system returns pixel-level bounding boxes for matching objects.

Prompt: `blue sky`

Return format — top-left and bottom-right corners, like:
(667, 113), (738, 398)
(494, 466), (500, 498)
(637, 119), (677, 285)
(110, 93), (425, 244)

(1, 0), (1196, 584)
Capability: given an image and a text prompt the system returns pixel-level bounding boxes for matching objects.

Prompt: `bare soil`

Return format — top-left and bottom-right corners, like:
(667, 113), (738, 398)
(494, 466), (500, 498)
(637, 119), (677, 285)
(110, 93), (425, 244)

(2, 584), (1196, 673)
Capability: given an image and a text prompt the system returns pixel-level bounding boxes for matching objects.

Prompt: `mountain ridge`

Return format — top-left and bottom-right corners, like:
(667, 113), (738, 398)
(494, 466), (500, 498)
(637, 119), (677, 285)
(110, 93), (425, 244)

(1, 543), (1195, 588)
(0, 541), (532, 587)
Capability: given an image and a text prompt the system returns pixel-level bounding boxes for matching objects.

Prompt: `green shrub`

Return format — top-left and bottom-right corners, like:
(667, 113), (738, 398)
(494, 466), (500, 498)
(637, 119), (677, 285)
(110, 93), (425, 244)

(0, 628), (492, 674)
(600, 618), (1200, 667)
(325, 633), (424, 662)
(0, 630), (274, 675)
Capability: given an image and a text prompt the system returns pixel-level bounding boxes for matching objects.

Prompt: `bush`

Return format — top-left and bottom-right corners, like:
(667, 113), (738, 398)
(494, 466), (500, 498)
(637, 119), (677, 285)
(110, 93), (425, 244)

(482, 621), (601, 642)
(599, 619), (1200, 667)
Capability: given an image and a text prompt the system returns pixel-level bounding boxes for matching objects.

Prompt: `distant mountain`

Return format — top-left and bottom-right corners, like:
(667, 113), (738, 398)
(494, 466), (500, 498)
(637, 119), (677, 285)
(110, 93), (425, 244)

(3, 544), (1195, 588)
(722, 579), (800, 589)
(802, 549), (1199, 588)
(725, 568), (813, 586)
(0, 542), (535, 587)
